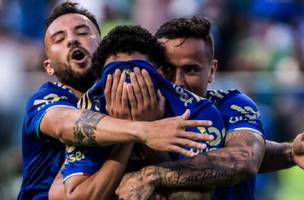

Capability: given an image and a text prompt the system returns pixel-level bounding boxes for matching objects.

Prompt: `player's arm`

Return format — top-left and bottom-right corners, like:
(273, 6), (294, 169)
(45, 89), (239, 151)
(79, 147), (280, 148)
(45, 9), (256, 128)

(259, 140), (293, 173)
(116, 130), (265, 200)
(48, 143), (133, 200)
(49, 172), (65, 200)
(64, 143), (133, 200)
(260, 132), (304, 172)
(41, 107), (213, 156)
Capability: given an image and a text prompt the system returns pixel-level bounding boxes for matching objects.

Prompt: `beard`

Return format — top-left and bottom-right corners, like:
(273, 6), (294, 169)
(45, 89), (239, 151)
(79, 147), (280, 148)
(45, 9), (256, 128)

(53, 62), (97, 93)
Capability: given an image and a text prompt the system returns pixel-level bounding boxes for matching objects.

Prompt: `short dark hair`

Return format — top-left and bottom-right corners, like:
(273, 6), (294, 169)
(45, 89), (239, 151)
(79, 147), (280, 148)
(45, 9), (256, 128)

(92, 25), (173, 76)
(155, 16), (214, 60)
(44, 2), (100, 35)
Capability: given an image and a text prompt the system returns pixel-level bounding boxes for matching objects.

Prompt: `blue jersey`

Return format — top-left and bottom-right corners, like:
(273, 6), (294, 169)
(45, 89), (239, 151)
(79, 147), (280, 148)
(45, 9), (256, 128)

(206, 89), (264, 200)
(18, 82), (78, 200)
(61, 60), (226, 181)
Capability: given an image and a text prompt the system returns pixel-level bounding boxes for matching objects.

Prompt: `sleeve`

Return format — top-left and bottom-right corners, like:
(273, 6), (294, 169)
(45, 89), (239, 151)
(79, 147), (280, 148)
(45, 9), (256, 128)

(61, 145), (111, 182)
(218, 92), (264, 136)
(23, 89), (77, 140)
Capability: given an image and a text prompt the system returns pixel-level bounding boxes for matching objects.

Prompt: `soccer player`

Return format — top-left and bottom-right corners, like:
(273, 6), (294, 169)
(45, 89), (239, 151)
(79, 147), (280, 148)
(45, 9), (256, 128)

(116, 17), (304, 200)
(58, 24), (225, 200)
(18, 4), (213, 199)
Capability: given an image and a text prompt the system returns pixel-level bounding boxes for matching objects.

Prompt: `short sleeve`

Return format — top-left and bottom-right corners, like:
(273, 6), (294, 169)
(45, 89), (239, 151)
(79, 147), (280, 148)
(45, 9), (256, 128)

(23, 88), (77, 140)
(218, 92), (264, 136)
(61, 145), (111, 182)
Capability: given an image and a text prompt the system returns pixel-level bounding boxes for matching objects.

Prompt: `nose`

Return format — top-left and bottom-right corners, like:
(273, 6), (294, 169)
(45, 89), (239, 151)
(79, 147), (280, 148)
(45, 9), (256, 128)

(174, 70), (185, 87)
(68, 39), (80, 48)
(67, 33), (80, 48)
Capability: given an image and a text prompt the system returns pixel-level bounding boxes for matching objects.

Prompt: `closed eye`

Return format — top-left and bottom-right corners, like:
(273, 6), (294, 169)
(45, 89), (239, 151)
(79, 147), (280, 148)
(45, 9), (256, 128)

(75, 25), (90, 36)
(51, 31), (65, 43)
(183, 65), (202, 74)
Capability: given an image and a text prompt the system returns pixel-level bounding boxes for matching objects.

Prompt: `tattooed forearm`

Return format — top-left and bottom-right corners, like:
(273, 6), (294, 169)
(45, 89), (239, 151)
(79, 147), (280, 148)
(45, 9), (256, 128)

(142, 131), (265, 188)
(73, 110), (106, 145)
(259, 141), (294, 173)
(154, 152), (248, 188)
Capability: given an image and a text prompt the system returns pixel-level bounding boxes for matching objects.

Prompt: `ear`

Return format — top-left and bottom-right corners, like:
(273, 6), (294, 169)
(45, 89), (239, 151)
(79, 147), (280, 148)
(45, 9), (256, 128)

(43, 59), (55, 76)
(208, 59), (218, 83)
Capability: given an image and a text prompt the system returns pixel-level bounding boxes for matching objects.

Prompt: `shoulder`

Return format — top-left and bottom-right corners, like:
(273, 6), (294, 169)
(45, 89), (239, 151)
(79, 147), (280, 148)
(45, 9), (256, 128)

(206, 89), (257, 107)
(26, 82), (78, 112)
(207, 89), (264, 135)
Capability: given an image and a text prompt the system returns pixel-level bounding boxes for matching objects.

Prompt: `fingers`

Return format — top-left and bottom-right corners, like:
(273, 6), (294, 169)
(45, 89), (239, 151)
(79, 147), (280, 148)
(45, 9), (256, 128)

(134, 68), (150, 107)
(130, 70), (143, 107)
(142, 69), (157, 104)
(168, 145), (199, 157)
(127, 83), (137, 109)
(174, 138), (207, 150)
(116, 70), (126, 106)
(111, 69), (121, 106)
(181, 120), (213, 128)
(179, 131), (214, 142)
(104, 74), (112, 105)
(122, 82), (129, 109)
(157, 90), (166, 115)
(181, 109), (191, 120)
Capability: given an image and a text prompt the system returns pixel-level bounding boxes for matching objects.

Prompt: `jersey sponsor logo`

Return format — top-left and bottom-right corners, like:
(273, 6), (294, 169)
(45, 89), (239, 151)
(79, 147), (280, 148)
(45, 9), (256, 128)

(66, 145), (76, 153)
(33, 93), (68, 111)
(173, 85), (203, 106)
(229, 104), (260, 124)
(64, 146), (85, 165)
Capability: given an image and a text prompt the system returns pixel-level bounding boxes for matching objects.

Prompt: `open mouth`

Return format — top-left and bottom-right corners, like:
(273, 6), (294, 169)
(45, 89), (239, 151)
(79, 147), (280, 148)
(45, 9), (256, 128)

(71, 49), (86, 61)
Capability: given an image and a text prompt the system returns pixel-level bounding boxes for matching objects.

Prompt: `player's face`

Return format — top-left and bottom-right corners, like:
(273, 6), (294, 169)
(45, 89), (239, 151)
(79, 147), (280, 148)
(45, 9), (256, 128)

(44, 13), (101, 92)
(159, 38), (217, 97)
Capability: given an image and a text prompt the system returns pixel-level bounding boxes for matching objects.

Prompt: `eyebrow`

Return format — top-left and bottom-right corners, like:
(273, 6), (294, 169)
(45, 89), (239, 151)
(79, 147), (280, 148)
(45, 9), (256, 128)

(50, 24), (90, 38)
(75, 24), (90, 31)
(182, 64), (201, 68)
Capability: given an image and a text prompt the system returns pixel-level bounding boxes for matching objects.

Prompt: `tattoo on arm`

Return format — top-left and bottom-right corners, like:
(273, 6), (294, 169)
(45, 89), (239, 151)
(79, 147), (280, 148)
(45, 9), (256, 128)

(145, 131), (265, 188)
(73, 110), (106, 145)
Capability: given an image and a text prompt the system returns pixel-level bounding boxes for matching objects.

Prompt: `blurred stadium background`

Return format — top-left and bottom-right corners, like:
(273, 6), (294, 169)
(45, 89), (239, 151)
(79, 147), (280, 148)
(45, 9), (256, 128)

(0, 0), (303, 199)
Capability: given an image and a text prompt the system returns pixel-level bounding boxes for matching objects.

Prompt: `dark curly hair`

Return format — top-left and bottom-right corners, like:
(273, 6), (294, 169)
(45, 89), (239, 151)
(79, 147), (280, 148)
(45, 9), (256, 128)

(44, 2), (100, 36)
(155, 16), (214, 61)
(92, 25), (173, 77)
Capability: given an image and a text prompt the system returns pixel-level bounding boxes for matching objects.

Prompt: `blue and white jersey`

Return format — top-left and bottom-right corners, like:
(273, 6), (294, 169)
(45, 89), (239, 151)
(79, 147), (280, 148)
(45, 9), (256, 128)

(61, 60), (226, 181)
(207, 89), (264, 200)
(18, 82), (78, 200)
(206, 89), (263, 136)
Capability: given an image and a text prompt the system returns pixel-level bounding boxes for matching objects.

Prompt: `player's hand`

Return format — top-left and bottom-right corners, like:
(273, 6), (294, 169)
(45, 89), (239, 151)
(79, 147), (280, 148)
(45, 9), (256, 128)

(127, 67), (165, 121)
(140, 110), (214, 157)
(116, 170), (155, 200)
(105, 69), (132, 120)
(292, 132), (304, 169)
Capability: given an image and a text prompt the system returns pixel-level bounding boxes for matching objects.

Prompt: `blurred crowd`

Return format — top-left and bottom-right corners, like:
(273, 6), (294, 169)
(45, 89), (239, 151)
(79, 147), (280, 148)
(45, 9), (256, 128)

(0, 0), (303, 199)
